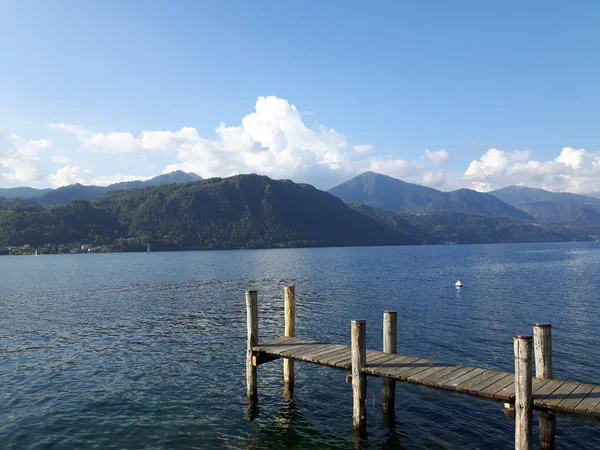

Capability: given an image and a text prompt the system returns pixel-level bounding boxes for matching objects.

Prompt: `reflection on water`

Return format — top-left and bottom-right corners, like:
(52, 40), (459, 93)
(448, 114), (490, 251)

(1, 242), (600, 448)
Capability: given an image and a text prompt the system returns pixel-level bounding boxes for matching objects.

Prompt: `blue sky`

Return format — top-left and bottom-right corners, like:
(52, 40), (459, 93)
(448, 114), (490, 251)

(1, 0), (600, 192)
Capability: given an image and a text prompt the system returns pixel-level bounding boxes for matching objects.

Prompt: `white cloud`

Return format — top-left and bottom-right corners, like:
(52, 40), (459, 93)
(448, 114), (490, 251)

(37, 96), (600, 194)
(51, 155), (72, 164)
(353, 144), (374, 154)
(424, 149), (449, 164)
(465, 148), (531, 178)
(463, 147), (600, 193)
(422, 170), (448, 187)
(47, 165), (150, 188)
(0, 134), (51, 184)
(47, 165), (90, 187)
(48, 122), (196, 153)
(365, 157), (416, 179)
(47, 122), (90, 140)
(49, 97), (455, 188)
(84, 131), (140, 153)
(49, 96), (356, 186)
(93, 173), (151, 186)
(555, 147), (585, 169)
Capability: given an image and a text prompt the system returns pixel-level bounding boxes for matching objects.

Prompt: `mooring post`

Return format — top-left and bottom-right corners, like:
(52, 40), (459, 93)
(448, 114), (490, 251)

(283, 285), (296, 398)
(382, 311), (397, 418)
(351, 319), (367, 432)
(534, 323), (555, 450)
(246, 290), (258, 403)
(514, 335), (533, 450)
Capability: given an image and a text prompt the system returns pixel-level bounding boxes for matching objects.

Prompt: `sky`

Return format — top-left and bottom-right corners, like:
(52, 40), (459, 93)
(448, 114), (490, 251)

(1, 0), (600, 193)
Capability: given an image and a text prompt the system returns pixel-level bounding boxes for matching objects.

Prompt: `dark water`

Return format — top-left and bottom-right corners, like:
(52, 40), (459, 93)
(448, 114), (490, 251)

(2, 242), (600, 449)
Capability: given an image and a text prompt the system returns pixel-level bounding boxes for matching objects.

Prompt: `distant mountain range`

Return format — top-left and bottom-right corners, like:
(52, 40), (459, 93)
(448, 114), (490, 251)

(0, 186), (53, 198)
(349, 203), (590, 245)
(0, 171), (201, 205)
(328, 171), (600, 226)
(489, 185), (600, 224)
(2, 171), (600, 251)
(328, 172), (532, 221)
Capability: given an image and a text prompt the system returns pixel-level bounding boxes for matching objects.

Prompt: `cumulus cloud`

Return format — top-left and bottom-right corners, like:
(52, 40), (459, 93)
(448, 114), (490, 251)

(48, 122), (198, 153)
(39, 96), (600, 194)
(424, 149), (449, 164)
(47, 165), (90, 187)
(0, 134), (51, 183)
(555, 147), (585, 169)
(51, 97), (358, 186)
(353, 144), (374, 154)
(463, 147), (600, 193)
(47, 165), (150, 188)
(48, 96), (455, 189)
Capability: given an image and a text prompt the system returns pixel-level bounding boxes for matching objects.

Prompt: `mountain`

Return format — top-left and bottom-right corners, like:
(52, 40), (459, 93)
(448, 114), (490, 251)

(401, 211), (590, 244)
(328, 171), (443, 212)
(349, 204), (593, 245)
(329, 172), (531, 221)
(2, 173), (598, 251)
(38, 184), (109, 205)
(0, 174), (420, 249)
(424, 189), (533, 221)
(347, 203), (440, 244)
(0, 187), (52, 198)
(107, 171), (202, 191)
(490, 185), (600, 224)
(491, 185), (600, 208)
(8, 171), (202, 205)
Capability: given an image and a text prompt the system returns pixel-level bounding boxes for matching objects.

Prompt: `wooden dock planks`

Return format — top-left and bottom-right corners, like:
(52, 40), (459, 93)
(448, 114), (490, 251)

(253, 336), (600, 418)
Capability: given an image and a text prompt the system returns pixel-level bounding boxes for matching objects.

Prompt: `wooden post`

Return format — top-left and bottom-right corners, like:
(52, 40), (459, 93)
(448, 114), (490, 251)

(534, 323), (552, 379)
(382, 311), (397, 418)
(534, 323), (555, 450)
(283, 285), (295, 398)
(351, 319), (367, 432)
(514, 335), (533, 450)
(246, 290), (258, 403)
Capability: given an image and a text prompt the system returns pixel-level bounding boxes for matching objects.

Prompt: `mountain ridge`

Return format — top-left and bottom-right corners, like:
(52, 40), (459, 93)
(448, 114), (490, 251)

(0, 171), (202, 205)
(329, 172), (532, 221)
(1, 173), (598, 252)
(0, 174), (419, 250)
(490, 185), (600, 224)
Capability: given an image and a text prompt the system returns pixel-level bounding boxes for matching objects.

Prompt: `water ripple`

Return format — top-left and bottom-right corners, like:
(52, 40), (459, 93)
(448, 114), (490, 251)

(2, 243), (600, 448)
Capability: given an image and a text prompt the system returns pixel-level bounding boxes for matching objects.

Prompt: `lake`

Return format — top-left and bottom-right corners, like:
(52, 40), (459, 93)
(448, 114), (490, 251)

(2, 242), (600, 449)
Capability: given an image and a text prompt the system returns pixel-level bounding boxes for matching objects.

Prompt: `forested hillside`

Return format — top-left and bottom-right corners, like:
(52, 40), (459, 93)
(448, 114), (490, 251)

(0, 175), (419, 250)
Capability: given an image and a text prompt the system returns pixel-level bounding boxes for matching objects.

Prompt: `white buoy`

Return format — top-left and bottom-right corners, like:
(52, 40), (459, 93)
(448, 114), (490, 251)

(455, 280), (463, 288)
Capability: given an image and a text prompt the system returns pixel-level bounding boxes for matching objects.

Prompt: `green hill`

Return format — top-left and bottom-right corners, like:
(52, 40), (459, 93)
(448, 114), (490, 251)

(0, 174), (419, 249)
(1, 174), (597, 251)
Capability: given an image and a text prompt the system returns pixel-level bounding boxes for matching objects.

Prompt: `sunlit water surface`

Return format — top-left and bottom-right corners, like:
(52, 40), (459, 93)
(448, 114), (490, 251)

(2, 242), (600, 449)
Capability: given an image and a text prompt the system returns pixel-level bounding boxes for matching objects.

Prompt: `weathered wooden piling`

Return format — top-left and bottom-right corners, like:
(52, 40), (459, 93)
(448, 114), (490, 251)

(351, 320), (367, 432)
(534, 324), (552, 379)
(246, 290), (258, 403)
(283, 285), (296, 398)
(534, 323), (555, 450)
(246, 286), (600, 446)
(514, 335), (533, 450)
(382, 311), (397, 418)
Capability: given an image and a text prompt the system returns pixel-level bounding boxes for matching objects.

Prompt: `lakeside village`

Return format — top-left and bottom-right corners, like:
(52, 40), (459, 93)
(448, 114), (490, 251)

(0, 238), (150, 256)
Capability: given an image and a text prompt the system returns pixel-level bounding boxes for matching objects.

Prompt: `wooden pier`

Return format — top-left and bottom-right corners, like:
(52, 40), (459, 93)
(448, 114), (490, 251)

(245, 288), (600, 449)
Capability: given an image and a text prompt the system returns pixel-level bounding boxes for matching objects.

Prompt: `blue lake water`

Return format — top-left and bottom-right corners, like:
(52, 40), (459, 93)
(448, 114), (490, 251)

(2, 242), (600, 449)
